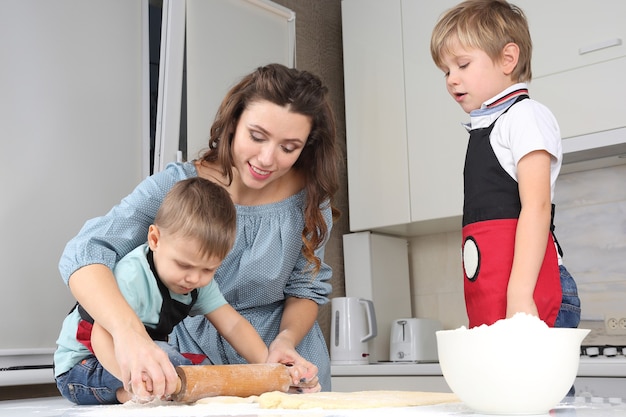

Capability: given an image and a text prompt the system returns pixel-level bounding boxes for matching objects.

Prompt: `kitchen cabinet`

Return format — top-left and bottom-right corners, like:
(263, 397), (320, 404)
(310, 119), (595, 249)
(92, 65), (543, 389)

(517, 0), (626, 141)
(342, 0), (626, 237)
(517, 1), (626, 79)
(342, 0), (465, 237)
(332, 375), (451, 393)
(331, 363), (451, 393)
(342, 232), (412, 363)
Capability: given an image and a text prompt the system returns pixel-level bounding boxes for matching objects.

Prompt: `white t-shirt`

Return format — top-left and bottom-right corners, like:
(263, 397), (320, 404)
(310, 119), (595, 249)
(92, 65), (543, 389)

(466, 83), (563, 200)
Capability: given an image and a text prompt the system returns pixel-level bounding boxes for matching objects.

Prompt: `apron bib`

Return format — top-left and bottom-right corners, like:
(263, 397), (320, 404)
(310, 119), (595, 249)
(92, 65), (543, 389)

(462, 93), (561, 328)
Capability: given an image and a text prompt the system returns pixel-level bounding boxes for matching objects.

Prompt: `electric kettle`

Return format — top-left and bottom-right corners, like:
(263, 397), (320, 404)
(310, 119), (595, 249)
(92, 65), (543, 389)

(330, 297), (377, 365)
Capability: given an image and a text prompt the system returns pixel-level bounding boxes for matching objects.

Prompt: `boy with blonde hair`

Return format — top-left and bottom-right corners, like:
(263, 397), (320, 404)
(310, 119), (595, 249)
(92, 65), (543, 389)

(430, 0), (580, 329)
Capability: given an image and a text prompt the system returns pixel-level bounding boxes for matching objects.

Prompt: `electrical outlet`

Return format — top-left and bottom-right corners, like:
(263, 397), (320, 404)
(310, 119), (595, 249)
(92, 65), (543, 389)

(604, 313), (626, 335)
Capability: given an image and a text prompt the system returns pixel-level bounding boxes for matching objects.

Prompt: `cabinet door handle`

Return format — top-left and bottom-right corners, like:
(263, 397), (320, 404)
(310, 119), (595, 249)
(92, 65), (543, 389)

(578, 38), (622, 55)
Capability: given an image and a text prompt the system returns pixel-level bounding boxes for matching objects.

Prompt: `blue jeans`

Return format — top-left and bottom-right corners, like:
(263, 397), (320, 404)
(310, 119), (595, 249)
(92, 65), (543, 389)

(56, 341), (193, 405)
(553, 265), (581, 329)
(553, 265), (581, 398)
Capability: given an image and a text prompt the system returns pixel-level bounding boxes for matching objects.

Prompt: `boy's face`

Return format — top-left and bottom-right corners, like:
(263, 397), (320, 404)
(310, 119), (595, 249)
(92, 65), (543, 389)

(148, 226), (222, 295)
(438, 38), (516, 113)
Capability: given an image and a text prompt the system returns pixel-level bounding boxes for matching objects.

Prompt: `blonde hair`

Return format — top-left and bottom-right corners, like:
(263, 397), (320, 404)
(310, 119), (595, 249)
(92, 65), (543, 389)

(154, 177), (236, 260)
(431, 0), (532, 82)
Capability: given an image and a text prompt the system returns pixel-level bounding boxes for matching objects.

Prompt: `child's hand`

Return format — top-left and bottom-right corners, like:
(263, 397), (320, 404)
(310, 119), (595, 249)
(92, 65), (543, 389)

(506, 277), (540, 319)
(505, 296), (539, 319)
(114, 328), (179, 401)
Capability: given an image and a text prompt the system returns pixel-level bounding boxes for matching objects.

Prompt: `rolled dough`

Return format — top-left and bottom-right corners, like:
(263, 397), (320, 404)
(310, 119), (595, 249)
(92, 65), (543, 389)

(256, 390), (459, 409)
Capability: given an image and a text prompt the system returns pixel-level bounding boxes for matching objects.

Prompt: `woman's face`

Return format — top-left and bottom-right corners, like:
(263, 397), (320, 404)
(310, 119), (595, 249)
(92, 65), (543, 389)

(231, 100), (311, 190)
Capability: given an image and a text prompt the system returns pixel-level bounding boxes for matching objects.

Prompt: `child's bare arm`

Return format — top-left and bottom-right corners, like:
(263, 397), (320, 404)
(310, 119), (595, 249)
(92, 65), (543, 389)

(206, 305), (269, 364)
(506, 150), (553, 317)
(91, 322), (124, 380)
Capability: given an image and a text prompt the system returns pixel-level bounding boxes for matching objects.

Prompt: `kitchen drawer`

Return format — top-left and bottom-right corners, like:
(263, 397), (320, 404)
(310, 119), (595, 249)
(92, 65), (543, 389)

(332, 375), (451, 393)
(575, 377), (626, 400)
(518, 0), (626, 78)
(531, 57), (626, 139)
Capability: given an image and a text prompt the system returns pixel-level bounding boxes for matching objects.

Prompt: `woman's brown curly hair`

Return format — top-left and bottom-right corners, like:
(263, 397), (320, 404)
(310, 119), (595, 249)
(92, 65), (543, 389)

(199, 64), (340, 274)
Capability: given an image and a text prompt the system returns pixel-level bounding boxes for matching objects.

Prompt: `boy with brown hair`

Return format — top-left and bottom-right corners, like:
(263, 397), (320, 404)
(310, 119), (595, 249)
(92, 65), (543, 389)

(55, 177), (269, 404)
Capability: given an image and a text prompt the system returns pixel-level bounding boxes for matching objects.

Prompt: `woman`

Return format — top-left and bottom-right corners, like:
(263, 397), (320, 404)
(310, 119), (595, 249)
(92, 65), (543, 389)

(59, 64), (340, 401)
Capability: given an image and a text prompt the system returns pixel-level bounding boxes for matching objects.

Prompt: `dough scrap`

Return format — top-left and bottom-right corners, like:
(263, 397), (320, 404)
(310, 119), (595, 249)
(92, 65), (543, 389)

(257, 390), (459, 409)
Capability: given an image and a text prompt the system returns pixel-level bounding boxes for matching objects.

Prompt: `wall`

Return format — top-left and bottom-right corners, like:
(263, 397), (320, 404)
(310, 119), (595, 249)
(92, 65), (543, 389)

(272, 0), (348, 343)
(408, 164), (626, 331)
(408, 231), (466, 329)
(553, 164), (626, 320)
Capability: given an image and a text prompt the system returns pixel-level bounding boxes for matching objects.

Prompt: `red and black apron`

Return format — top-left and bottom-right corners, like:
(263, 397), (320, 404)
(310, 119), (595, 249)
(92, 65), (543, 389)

(75, 249), (199, 350)
(462, 94), (561, 328)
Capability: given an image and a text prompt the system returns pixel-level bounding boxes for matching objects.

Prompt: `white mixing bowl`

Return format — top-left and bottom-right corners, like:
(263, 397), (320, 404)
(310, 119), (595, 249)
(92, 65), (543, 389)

(436, 314), (589, 415)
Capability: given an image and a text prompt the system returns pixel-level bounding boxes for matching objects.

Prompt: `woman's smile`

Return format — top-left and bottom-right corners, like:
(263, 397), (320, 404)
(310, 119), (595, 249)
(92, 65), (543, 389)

(248, 162), (272, 180)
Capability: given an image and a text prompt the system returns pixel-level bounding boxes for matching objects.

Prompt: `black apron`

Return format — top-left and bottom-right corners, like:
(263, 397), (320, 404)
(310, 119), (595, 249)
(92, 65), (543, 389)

(461, 95), (561, 327)
(75, 249), (198, 351)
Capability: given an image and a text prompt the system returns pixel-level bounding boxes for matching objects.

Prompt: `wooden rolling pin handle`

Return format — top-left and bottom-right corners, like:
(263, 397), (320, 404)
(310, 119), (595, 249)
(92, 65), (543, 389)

(174, 376), (182, 396)
(171, 363), (292, 403)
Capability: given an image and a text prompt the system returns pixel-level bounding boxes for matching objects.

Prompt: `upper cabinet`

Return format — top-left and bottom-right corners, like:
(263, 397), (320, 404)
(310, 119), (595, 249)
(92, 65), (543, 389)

(517, 0), (626, 79)
(342, 0), (626, 236)
(342, 0), (465, 236)
(517, 0), (626, 141)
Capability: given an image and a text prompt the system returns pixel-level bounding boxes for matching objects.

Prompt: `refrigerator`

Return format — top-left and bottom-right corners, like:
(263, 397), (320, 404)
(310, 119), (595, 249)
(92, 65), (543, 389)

(0, 0), (294, 386)
(0, 0), (149, 385)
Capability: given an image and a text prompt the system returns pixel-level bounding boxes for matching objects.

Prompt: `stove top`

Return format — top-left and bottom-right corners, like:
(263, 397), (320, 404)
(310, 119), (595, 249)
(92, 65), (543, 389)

(581, 345), (626, 358)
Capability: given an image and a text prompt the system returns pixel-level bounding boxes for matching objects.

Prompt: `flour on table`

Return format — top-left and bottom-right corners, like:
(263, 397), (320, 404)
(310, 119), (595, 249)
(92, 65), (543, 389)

(76, 398), (258, 416)
(257, 390), (459, 409)
(77, 391), (459, 415)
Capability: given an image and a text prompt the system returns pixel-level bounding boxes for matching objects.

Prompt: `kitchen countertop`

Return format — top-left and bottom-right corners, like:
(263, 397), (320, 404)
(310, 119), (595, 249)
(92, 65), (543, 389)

(1, 395), (626, 417)
(332, 362), (443, 376)
(3, 358), (626, 416)
(332, 357), (626, 377)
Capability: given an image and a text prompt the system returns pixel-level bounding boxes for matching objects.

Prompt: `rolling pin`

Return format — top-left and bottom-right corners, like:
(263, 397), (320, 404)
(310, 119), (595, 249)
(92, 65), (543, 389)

(171, 363), (292, 403)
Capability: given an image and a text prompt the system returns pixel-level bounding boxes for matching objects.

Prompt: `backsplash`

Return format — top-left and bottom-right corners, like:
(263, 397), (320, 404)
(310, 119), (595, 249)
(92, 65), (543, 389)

(553, 164), (626, 321)
(408, 164), (626, 331)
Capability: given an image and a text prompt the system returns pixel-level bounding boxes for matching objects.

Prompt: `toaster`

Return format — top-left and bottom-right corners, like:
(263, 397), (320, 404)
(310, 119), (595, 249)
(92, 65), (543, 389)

(389, 318), (442, 362)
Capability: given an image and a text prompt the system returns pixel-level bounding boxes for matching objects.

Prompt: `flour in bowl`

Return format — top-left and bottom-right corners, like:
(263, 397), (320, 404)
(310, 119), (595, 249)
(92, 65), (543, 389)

(453, 312), (549, 332)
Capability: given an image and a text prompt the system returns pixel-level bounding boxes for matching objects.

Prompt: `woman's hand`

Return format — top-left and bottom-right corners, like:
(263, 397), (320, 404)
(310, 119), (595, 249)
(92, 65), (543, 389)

(267, 332), (320, 393)
(287, 375), (321, 394)
(266, 297), (321, 393)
